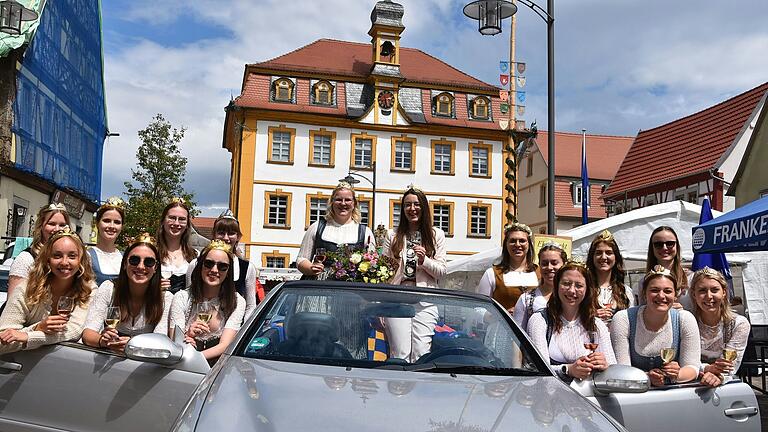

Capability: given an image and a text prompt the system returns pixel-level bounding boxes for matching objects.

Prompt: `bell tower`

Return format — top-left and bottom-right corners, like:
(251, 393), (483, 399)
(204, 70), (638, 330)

(368, 0), (405, 125)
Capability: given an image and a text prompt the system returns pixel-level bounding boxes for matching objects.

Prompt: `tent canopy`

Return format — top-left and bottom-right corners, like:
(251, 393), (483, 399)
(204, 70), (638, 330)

(692, 195), (768, 253)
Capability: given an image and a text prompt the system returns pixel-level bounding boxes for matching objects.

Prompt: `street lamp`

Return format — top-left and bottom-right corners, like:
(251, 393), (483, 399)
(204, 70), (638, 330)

(464, 0), (555, 234)
(339, 161), (376, 227)
(0, 0), (38, 35)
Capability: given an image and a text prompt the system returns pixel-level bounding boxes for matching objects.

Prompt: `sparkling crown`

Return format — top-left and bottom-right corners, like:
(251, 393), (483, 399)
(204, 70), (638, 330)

(540, 240), (564, 250)
(647, 264), (673, 278)
(170, 196), (188, 206)
(336, 181), (354, 190)
(132, 232), (157, 247)
(45, 203), (68, 212)
(406, 183), (423, 194)
(204, 239), (232, 254)
(693, 266), (722, 278)
(99, 196), (126, 211)
(505, 222), (532, 236)
(566, 256), (587, 269)
(49, 225), (78, 243)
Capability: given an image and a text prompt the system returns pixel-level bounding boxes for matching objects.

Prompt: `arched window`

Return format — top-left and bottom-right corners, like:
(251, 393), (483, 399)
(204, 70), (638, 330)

(433, 92), (454, 117)
(273, 78), (294, 102)
(312, 80), (334, 105)
(471, 96), (490, 119)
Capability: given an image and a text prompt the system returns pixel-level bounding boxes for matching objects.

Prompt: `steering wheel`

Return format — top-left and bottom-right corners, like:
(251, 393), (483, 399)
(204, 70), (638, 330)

(415, 347), (491, 365)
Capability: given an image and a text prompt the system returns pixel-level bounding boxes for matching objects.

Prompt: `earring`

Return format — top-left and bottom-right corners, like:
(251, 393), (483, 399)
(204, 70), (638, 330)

(76, 264), (85, 277)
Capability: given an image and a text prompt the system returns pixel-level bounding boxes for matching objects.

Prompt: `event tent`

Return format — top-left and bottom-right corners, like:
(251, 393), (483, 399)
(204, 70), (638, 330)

(692, 195), (768, 253)
(443, 200), (768, 324)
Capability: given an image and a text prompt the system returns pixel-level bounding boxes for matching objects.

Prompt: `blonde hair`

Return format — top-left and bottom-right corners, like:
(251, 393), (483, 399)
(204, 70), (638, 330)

(25, 232), (94, 308)
(690, 268), (733, 325)
(324, 184), (361, 223)
(30, 205), (71, 254)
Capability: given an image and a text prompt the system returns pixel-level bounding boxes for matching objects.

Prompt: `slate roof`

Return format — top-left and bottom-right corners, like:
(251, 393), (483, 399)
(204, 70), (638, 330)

(605, 81), (768, 197)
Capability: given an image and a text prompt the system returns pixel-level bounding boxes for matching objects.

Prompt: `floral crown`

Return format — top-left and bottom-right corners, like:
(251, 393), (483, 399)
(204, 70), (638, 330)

(132, 232), (157, 247)
(98, 196), (126, 212)
(44, 203), (68, 213)
(505, 222), (532, 236)
(48, 225), (78, 243)
(204, 239), (232, 255)
(595, 229), (614, 242)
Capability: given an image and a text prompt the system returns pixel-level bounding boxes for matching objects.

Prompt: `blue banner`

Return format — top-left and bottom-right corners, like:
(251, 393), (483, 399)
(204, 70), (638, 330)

(516, 91), (526, 103)
(581, 134), (589, 225)
(691, 198), (733, 297)
(692, 195), (768, 253)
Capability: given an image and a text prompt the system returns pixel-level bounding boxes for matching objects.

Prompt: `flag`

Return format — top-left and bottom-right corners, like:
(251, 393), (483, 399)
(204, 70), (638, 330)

(499, 90), (508, 101)
(516, 75), (526, 87)
(581, 130), (589, 225)
(692, 197), (734, 298)
(500, 61), (509, 73)
(500, 103), (509, 114)
(500, 74), (509, 86)
(516, 62), (526, 74)
(516, 91), (525, 103)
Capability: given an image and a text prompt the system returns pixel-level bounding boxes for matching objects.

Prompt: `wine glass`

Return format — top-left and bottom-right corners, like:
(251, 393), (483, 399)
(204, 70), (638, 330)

(722, 348), (737, 362)
(57, 297), (74, 317)
(584, 331), (599, 354)
(313, 248), (327, 264)
(104, 306), (121, 330)
(660, 348), (676, 364)
(197, 301), (214, 325)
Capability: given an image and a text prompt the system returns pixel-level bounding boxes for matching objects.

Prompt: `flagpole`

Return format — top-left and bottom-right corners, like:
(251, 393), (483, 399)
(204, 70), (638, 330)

(581, 128), (588, 225)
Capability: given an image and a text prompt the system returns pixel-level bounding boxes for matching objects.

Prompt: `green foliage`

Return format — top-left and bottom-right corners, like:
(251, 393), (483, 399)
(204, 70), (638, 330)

(121, 114), (197, 245)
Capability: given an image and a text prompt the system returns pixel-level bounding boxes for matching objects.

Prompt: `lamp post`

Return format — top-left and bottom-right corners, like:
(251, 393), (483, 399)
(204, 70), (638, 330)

(0, 0), (38, 35)
(464, 0), (555, 234)
(339, 161), (376, 227)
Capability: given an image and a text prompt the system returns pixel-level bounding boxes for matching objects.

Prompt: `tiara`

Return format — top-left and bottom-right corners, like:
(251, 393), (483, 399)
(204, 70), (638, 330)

(505, 222), (532, 236)
(539, 240), (564, 250)
(204, 239), (232, 255)
(336, 181), (354, 190)
(217, 209), (237, 221)
(566, 257), (587, 268)
(98, 196), (126, 212)
(405, 183), (423, 194)
(596, 229), (614, 242)
(170, 196), (188, 206)
(132, 232), (157, 247)
(647, 264), (673, 278)
(48, 225), (78, 243)
(45, 203), (68, 213)
(693, 266), (722, 278)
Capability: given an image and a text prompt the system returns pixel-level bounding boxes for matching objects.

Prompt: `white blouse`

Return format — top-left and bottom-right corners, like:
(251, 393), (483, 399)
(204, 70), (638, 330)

(8, 250), (35, 279)
(296, 219), (375, 266)
(84, 281), (173, 336)
(91, 247), (123, 275)
(169, 289), (246, 339)
(597, 283), (636, 309)
(527, 312), (616, 366)
(699, 314), (750, 373)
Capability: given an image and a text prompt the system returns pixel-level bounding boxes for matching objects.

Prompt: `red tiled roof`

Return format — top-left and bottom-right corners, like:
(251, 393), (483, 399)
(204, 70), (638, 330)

(605, 81), (768, 197)
(251, 39), (498, 92)
(555, 181), (607, 219)
(238, 75), (348, 116)
(193, 217), (216, 241)
(535, 131), (633, 180)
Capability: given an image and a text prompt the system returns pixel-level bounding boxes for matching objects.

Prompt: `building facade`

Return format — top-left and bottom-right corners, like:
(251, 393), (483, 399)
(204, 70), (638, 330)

(604, 82), (768, 216)
(0, 0), (107, 244)
(727, 95), (768, 207)
(223, 1), (511, 266)
(517, 131), (633, 234)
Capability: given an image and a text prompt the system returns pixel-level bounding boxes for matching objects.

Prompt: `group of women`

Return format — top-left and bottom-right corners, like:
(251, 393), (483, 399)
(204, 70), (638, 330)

(488, 224), (749, 387)
(0, 198), (262, 363)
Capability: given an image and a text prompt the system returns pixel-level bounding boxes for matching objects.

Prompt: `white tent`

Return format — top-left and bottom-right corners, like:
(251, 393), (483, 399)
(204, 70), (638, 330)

(443, 201), (768, 324)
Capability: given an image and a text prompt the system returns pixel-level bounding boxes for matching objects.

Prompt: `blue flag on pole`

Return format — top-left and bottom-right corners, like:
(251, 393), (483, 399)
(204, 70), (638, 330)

(581, 131), (589, 225)
(692, 197), (734, 298)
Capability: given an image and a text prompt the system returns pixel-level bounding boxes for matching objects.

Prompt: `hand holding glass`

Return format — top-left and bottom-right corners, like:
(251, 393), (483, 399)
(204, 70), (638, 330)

(104, 306), (121, 341)
(584, 331), (599, 353)
(660, 348), (676, 364)
(197, 301), (213, 325)
(313, 248), (327, 264)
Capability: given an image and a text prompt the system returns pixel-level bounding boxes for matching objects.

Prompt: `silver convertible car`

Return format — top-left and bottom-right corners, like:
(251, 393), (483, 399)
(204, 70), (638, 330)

(0, 280), (762, 431)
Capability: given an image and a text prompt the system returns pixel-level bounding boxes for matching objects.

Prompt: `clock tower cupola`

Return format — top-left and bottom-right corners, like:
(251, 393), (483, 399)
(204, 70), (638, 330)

(368, 0), (406, 125)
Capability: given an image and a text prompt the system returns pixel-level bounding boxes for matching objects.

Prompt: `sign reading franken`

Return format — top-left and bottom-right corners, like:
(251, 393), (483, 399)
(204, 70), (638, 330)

(692, 196), (768, 253)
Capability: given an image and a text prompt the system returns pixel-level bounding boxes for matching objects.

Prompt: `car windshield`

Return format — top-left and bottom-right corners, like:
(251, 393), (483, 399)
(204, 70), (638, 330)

(237, 283), (548, 376)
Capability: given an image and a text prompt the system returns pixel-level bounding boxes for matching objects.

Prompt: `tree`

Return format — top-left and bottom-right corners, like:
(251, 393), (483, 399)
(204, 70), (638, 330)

(122, 113), (197, 245)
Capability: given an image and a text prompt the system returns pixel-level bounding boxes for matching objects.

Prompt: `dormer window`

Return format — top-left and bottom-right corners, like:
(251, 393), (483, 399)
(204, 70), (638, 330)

(273, 78), (294, 102)
(471, 96), (490, 120)
(433, 92), (454, 117)
(312, 80), (334, 105)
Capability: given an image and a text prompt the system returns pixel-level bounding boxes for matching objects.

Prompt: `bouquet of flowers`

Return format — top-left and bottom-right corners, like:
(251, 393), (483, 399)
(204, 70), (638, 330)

(325, 246), (394, 284)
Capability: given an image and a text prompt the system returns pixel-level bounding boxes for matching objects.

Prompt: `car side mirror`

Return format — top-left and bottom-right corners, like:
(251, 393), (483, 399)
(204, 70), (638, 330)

(592, 364), (650, 394)
(125, 332), (184, 366)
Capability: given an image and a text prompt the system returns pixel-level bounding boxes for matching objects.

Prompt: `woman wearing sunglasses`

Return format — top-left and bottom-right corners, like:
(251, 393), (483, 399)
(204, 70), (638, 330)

(157, 198), (197, 293)
(637, 226), (690, 309)
(169, 240), (246, 361)
(0, 227), (95, 354)
(87, 197), (125, 286)
(82, 233), (172, 352)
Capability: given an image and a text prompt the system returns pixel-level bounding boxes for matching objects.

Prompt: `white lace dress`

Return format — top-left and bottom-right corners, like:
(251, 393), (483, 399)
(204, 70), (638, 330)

(698, 314), (750, 374)
(527, 313), (616, 367)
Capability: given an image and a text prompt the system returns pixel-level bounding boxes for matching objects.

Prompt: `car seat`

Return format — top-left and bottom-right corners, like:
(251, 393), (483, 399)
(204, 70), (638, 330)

(276, 312), (353, 359)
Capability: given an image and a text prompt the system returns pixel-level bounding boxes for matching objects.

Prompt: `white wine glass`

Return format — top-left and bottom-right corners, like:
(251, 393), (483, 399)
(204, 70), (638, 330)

(104, 306), (121, 342)
(660, 348), (676, 364)
(722, 348), (737, 362)
(197, 301), (214, 325)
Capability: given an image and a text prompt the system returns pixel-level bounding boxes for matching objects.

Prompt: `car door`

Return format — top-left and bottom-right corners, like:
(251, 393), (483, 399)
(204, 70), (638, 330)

(587, 380), (760, 432)
(0, 342), (207, 432)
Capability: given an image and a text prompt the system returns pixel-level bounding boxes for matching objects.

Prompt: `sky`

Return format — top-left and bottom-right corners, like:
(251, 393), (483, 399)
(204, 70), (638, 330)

(99, 0), (768, 216)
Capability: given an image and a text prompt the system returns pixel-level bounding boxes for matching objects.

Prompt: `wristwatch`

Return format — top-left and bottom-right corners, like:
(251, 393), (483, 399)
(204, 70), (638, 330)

(561, 365), (568, 376)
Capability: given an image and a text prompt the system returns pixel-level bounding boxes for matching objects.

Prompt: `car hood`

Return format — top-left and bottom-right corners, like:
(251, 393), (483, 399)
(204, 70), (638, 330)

(189, 357), (621, 431)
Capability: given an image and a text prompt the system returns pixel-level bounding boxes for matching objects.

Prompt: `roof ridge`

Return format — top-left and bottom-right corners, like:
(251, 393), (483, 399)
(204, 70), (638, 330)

(253, 39), (325, 66)
(406, 46), (496, 90)
(639, 81), (768, 135)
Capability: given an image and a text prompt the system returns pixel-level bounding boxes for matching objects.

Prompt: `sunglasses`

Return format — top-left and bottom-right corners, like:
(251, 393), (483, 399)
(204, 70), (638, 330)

(653, 241), (677, 249)
(203, 259), (230, 272)
(127, 256), (157, 268)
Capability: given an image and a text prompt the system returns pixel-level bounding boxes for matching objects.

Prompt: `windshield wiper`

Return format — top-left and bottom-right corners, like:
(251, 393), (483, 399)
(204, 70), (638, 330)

(403, 361), (543, 376)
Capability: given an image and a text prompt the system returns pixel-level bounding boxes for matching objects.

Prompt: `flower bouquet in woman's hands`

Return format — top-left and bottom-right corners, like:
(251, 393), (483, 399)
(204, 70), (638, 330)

(326, 247), (394, 284)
